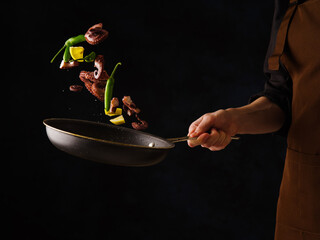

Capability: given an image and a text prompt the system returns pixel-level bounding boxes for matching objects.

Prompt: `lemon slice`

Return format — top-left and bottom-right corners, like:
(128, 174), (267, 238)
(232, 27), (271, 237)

(69, 46), (84, 62)
(105, 108), (122, 116)
(110, 115), (125, 125)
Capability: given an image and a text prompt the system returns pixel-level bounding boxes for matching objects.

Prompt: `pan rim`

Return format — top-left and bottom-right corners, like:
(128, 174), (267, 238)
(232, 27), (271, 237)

(43, 118), (175, 150)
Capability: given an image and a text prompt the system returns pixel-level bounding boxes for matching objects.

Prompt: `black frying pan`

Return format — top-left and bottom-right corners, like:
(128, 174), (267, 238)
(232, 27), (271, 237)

(43, 118), (178, 167)
(43, 118), (239, 167)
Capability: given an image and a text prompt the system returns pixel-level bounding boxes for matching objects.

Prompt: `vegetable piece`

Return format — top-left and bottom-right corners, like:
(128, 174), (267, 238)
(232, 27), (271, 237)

(105, 108), (122, 116)
(69, 46), (84, 62)
(74, 51), (96, 63)
(63, 47), (72, 63)
(84, 52), (96, 62)
(51, 34), (86, 63)
(104, 62), (122, 112)
(110, 115), (125, 125)
(65, 34), (86, 47)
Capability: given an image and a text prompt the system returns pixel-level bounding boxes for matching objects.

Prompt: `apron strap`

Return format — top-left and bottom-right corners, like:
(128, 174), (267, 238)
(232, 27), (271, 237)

(268, 0), (300, 71)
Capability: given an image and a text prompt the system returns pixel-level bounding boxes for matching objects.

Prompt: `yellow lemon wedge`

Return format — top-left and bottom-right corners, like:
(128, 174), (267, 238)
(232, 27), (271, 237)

(110, 115), (125, 125)
(105, 108), (122, 117)
(69, 46), (84, 62)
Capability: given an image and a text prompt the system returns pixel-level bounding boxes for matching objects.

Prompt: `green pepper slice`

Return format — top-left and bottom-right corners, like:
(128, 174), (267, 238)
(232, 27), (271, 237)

(104, 62), (122, 112)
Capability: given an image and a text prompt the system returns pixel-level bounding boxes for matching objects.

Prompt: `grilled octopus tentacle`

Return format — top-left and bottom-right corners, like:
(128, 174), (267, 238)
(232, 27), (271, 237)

(122, 96), (141, 115)
(79, 70), (107, 102)
(91, 81), (106, 101)
(85, 23), (109, 45)
(94, 55), (105, 79)
(132, 114), (148, 130)
(110, 97), (119, 113)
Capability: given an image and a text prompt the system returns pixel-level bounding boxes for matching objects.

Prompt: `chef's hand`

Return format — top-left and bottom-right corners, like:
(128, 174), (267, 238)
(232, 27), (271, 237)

(188, 97), (287, 150)
(188, 109), (238, 151)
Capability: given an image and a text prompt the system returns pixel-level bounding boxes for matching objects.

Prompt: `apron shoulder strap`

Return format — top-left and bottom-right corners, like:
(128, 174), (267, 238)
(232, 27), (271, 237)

(268, 0), (301, 71)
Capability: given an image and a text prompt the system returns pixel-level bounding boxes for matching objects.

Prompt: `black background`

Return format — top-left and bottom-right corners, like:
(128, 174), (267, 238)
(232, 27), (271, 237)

(5, 1), (287, 239)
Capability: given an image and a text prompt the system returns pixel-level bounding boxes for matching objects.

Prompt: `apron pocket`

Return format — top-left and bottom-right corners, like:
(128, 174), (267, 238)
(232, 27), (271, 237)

(286, 148), (320, 234)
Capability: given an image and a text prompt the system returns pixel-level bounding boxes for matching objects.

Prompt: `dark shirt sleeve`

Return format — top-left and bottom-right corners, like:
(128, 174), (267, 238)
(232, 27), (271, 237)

(249, 0), (292, 136)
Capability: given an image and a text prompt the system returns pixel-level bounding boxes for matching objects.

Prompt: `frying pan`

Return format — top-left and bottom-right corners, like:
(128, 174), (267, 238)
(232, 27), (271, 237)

(44, 118), (179, 166)
(43, 118), (239, 167)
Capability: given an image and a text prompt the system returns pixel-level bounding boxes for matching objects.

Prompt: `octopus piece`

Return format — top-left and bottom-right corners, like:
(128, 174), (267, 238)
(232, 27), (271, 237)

(79, 70), (109, 82)
(123, 104), (133, 116)
(110, 97), (119, 113)
(79, 73), (94, 94)
(91, 81), (106, 101)
(85, 23), (109, 45)
(122, 96), (141, 116)
(60, 60), (79, 69)
(132, 114), (148, 130)
(79, 71), (107, 101)
(69, 85), (83, 92)
(121, 96), (148, 130)
(94, 55), (105, 79)
(78, 55), (110, 101)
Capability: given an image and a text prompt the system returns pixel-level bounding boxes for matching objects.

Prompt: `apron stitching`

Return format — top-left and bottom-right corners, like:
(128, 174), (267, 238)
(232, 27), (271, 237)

(278, 223), (320, 237)
(287, 146), (320, 156)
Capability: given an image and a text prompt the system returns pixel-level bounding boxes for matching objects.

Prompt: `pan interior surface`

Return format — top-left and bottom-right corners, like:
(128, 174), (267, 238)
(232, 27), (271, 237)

(43, 118), (174, 149)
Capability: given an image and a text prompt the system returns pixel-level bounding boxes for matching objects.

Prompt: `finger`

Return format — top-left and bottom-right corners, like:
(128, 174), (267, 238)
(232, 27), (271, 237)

(201, 128), (219, 148)
(198, 133), (210, 145)
(192, 114), (215, 137)
(210, 130), (226, 150)
(188, 133), (209, 147)
(216, 130), (227, 146)
(187, 138), (197, 148)
(209, 131), (231, 151)
(188, 116), (203, 136)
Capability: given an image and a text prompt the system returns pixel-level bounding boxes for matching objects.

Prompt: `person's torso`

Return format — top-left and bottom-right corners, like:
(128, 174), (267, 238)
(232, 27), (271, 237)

(281, 0), (320, 155)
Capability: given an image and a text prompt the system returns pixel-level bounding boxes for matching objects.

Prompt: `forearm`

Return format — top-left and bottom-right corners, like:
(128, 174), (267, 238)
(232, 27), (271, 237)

(226, 96), (286, 135)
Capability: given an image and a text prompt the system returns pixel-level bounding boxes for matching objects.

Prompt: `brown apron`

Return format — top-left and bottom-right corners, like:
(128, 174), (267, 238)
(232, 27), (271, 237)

(268, 0), (320, 239)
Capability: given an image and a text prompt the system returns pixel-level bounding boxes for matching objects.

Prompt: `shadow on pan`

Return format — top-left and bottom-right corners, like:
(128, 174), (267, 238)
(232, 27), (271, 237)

(43, 118), (175, 167)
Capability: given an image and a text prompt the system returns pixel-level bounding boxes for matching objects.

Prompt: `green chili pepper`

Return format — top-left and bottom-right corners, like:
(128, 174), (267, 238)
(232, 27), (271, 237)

(83, 51), (96, 62)
(105, 62), (122, 112)
(63, 46), (72, 62)
(74, 51), (96, 62)
(65, 34), (86, 47)
(50, 34), (86, 63)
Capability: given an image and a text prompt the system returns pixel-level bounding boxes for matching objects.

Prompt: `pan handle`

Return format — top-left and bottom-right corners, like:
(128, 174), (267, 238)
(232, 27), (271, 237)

(167, 135), (240, 143)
